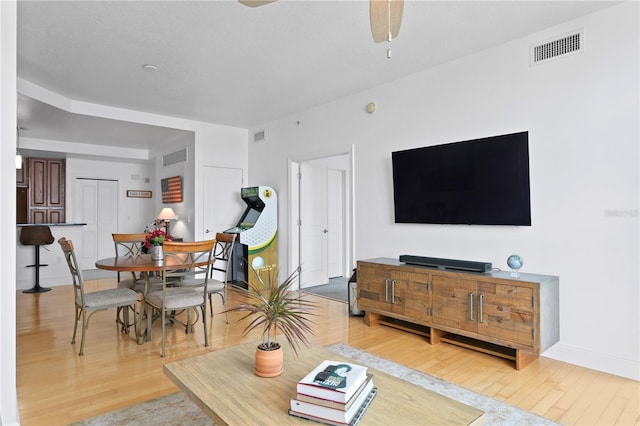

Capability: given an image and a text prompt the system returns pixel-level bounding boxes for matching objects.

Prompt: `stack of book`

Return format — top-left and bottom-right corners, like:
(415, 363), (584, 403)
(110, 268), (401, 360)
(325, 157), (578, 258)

(289, 360), (377, 426)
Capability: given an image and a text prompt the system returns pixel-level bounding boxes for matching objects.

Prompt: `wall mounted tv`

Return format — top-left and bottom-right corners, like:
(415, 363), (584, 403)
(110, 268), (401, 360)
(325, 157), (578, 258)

(392, 131), (531, 226)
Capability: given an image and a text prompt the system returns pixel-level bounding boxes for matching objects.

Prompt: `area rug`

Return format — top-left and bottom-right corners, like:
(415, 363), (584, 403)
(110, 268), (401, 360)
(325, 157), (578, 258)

(73, 344), (559, 426)
(302, 277), (349, 303)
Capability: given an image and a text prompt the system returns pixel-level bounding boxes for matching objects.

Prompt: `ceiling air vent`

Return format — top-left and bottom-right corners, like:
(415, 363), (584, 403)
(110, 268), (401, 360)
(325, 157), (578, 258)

(254, 130), (265, 143)
(530, 29), (583, 66)
(163, 148), (187, 167)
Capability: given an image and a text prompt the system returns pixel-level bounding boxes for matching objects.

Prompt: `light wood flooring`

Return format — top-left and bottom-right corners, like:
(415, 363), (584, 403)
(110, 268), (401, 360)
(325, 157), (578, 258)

(16, 278), (639, 425)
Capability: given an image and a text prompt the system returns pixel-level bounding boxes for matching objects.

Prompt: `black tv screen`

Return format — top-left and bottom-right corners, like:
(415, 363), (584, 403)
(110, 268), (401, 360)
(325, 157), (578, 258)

(392, 131), (531, 226)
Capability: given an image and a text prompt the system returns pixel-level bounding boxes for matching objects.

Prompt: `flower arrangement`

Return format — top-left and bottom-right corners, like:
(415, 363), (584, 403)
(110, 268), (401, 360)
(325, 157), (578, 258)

(144, 229), (172, 248)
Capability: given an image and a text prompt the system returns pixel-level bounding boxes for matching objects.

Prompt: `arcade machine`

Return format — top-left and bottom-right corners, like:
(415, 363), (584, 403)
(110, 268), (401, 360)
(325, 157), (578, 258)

(225, 186), (277, 290)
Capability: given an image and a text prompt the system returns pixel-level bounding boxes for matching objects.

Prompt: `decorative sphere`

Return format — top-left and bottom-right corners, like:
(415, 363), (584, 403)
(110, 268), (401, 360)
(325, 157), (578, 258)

(251, 256), (265, 270)
(507, 255), (523, 271)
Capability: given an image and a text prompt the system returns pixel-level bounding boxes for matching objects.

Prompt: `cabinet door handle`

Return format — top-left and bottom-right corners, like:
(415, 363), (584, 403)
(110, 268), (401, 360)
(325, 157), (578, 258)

(384, 279), (389, 303)
(391, 280), (396, 304)
(469, 292), (475, 321)
(479, 293), (484, 323)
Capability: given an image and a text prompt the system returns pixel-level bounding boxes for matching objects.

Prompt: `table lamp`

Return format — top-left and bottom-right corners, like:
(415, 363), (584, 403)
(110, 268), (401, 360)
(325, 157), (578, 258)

(157, 208), (177, 236)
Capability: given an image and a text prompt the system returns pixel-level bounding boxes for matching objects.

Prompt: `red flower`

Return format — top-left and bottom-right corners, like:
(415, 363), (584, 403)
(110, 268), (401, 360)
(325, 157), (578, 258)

(144, 229), (173, 248)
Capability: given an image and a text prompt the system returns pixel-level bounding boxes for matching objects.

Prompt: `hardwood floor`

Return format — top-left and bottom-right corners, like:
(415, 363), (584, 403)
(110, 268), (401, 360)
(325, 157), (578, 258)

(16, 278), (639, 425)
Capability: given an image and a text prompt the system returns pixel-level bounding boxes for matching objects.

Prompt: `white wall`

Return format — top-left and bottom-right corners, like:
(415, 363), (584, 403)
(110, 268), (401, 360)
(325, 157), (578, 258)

(1, 2), (20, 424)
(154, 132), (195, 241)
(248, 3), (639, 380)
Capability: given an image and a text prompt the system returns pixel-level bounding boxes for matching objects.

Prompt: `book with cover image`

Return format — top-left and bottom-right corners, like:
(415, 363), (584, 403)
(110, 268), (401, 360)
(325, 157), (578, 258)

(297, 360), (368, 403)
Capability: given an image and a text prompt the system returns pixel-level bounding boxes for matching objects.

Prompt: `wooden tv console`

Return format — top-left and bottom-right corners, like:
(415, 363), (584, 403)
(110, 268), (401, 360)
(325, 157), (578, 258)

(357, 258), (559, 370)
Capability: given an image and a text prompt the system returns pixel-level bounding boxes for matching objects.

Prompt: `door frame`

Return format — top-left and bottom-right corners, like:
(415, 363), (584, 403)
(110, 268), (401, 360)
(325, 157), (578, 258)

(288, 145), (355, 289)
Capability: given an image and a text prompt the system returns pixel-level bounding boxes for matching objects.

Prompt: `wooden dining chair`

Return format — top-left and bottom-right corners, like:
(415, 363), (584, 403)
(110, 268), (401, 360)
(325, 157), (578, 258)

(58, 237), (140, 356)
(144, 239), (215, 357)
(207, 232), (237, 320)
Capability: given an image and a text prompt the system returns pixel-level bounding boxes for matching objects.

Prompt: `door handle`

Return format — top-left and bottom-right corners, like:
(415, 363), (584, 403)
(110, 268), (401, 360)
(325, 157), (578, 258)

(205, 229), (212, 233)
(323, 229), (328, 233)
(469, 292), (474, 321)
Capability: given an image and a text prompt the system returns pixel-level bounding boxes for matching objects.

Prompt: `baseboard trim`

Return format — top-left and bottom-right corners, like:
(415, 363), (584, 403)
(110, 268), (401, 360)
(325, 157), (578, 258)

(543, 343), (639, 381)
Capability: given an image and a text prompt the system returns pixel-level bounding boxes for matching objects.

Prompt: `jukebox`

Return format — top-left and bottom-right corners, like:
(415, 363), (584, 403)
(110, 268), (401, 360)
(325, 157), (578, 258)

(225, 186), (277, 289)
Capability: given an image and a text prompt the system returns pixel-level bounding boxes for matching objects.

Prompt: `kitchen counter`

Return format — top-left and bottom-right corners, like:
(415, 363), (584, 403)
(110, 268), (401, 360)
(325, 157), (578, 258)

(17, 223), (87, 227)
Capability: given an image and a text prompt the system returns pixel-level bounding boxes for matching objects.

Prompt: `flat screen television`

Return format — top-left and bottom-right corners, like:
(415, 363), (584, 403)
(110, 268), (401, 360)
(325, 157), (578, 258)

(392, 131), (531, 226)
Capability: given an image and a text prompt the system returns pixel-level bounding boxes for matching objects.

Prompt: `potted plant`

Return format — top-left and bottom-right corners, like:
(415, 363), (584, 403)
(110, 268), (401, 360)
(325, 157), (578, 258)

(144, 229), (173, 260)
(225, 266), (316, 377)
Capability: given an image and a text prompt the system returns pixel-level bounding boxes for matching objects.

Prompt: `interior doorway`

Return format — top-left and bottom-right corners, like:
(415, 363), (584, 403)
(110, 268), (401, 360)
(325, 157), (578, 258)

(289, 149), (354, 289)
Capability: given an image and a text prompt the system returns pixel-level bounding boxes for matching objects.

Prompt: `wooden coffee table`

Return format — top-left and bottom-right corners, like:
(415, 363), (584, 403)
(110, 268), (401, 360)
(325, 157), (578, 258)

(164, 341), (484, 425)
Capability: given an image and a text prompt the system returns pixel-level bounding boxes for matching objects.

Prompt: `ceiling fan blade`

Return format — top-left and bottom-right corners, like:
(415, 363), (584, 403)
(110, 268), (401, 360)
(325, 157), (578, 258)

(238, 0), (277, 7)
(370, 0), (404, 43)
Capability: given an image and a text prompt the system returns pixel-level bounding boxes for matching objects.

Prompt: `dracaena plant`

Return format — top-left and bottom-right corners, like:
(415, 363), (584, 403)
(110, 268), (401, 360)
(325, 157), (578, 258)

(225, 266), (316, 356)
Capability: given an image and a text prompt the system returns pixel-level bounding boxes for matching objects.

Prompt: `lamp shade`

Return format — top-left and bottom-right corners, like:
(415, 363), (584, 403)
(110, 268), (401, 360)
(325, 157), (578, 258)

(157, 208), (177, 221)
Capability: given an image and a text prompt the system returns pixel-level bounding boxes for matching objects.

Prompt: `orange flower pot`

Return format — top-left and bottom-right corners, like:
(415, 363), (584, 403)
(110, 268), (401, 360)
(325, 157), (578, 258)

(254, 344), (284, 377)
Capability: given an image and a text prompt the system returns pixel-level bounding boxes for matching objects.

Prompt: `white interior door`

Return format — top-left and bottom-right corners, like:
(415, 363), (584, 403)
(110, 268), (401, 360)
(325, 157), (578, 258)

(75, 178), (118, 270)
(202, 165), (244, 239)
(327, 168), (344, 278)
(299, 161), (328, 288)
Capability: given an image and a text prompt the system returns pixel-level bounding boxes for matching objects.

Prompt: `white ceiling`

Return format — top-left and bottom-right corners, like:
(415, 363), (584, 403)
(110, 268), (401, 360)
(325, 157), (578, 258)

(16, 0), (620, 152)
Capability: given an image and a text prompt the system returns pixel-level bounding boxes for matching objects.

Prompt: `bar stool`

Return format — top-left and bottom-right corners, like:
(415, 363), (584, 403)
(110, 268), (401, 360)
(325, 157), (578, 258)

(20, 226), (55, 293)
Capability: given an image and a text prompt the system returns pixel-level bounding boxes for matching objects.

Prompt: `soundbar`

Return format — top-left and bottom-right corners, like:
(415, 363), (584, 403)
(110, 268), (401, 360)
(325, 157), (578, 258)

(399, 255), (492, 273)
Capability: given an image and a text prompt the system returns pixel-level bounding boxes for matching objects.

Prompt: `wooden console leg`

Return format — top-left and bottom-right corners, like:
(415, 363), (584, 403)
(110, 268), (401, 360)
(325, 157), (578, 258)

(430, 328), (447, 345)
(364, 311), (381, 327)
(515, 349), (538, 370)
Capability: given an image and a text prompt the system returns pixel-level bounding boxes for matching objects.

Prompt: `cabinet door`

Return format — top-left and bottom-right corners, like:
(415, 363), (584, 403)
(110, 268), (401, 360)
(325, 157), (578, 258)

(397, 270), (430, 321)
(48, 209), (65, 224)
(357, 264), (392, 312)
(477, 282), (535, 349)
(17, 187), (28, 223)
(432, 275), (478, 334)
(29, 158), (47, 207)
(30, 209), (47, 224)
(385, 271), (406, 316)
(27, 158), (65, 224)
(47, 159), (65, 207)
